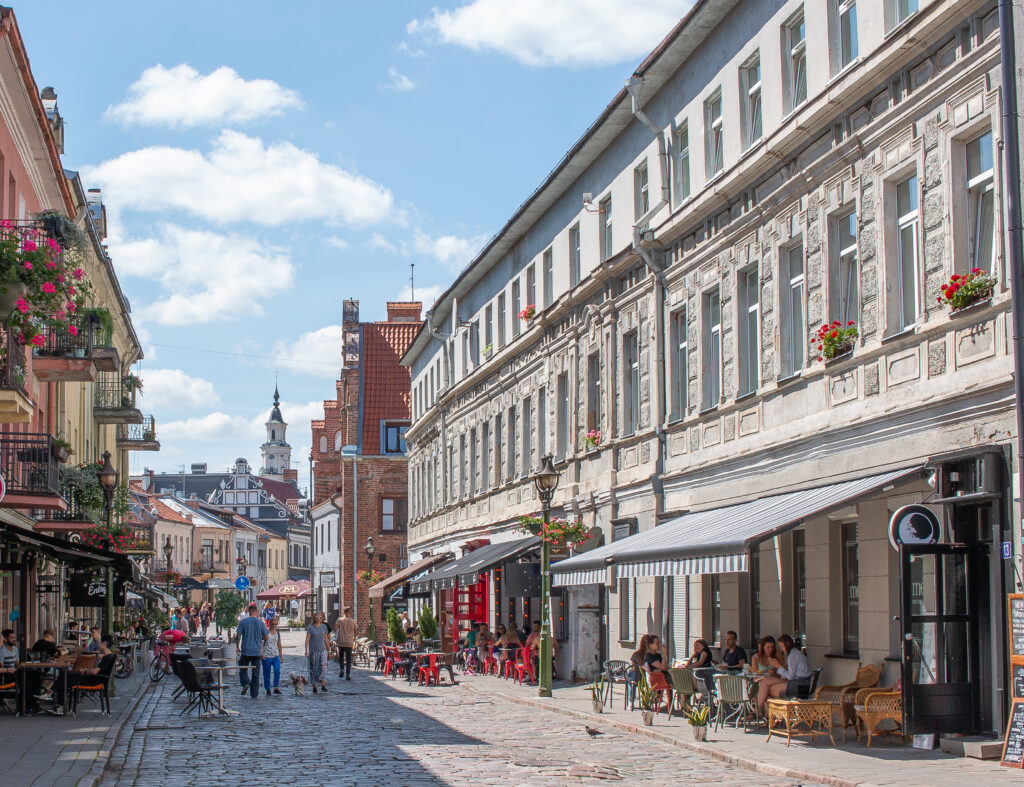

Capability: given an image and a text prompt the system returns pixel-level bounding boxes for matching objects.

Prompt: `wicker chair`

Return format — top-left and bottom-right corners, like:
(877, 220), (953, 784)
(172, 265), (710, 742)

(815, 663), (882, 738)
(853, 688), (904, 747)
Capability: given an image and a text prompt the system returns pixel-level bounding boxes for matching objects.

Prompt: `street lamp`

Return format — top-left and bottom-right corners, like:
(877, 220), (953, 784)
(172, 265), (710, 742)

(97, 450), (119, 639)
(238, 555), (249, 603)
(162, 537), (173, 594)
(364, 536), (376, 642)
(533, 454), (560, 698)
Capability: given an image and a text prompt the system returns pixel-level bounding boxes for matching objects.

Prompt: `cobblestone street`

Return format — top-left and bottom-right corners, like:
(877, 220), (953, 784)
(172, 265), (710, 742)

(101, 635), (807, 786)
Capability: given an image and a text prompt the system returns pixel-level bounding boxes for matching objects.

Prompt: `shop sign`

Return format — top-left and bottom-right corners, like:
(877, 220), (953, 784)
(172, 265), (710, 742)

(1001, 594), (1024, 768)
(319, 572), (336, 588)
(68, 571), (125, 607)
(888, 504), (940, 551)
(0, 470), (6, 504)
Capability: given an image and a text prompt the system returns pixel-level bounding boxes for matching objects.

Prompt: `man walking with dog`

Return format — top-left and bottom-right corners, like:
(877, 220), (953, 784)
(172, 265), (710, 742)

(236, 603), (269, 699)
(334, 607), (357, 680)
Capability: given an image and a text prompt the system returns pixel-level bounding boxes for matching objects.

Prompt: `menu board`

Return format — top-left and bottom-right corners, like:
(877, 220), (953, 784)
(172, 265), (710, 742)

(1002, 701), (1024, 767)
(1013, 664), (1024, 701)
(1012, 595), (1024, 660)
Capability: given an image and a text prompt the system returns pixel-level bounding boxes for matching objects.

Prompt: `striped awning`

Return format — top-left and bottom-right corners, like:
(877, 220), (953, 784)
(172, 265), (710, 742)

(408, 536), (540, 594)
(552, 466), (922, 586)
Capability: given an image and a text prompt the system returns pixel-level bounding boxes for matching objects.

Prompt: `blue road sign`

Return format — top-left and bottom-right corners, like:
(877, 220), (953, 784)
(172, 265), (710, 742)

(235, 575), (251, 591)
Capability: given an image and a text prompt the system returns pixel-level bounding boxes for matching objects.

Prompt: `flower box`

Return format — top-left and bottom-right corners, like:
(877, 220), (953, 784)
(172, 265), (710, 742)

(824, 343), (855, 364)
(813, 321), (858, 362)
(937, 270), (996, 313)
(948, 292), (993, 317)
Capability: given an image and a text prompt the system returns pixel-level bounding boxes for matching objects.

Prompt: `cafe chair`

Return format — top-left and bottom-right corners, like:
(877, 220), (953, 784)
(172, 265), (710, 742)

(854, 688), (904, 747)
(0, 673), (17, 715)
(712, 673), (749, 731)
(646, 670), (674, 717)
(72, 671), (111, 716)
(601, 660), (633, 710)
(693, 668), (718, 715)
(793, 668), (823, 700)
(418, 653), (440, 686)
(815, 663), (882, 735)
(513, 647), (536, 685)
(437, 652), (458, 685)
(177, 661), (215, 718)
(667, 667), (699, 715)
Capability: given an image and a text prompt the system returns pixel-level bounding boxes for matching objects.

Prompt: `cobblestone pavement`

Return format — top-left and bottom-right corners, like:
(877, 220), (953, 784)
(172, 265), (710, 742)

(102, 637), (811, 786)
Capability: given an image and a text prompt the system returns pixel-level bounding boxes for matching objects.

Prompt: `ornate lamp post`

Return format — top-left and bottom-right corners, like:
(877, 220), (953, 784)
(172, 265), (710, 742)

(238, 555), (249, 604)
(162, 537), (174, 594)
(364, 536), (376, 642)
(97, 451), (118, 639)
(533, 454), (560, 698)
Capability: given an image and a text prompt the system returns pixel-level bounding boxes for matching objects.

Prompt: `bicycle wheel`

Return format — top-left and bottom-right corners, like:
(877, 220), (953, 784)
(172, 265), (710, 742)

(115, 653), (133, 679)
(149, 653), (166, 682)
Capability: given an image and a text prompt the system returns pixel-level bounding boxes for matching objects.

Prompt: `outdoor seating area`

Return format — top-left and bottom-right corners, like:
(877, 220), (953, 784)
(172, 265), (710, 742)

(152, 635), (238, 719)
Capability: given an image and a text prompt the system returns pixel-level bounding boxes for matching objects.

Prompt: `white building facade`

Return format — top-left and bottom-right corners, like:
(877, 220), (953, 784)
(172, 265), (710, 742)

(404, 0), (1018, 738)
(310, 498), (340, 617)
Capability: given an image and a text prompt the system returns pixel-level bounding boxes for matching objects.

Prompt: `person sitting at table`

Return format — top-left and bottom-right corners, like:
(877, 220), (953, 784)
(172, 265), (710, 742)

(46, 636), (116, 716)
(750, 635), (780, 674)
(24, 629), (64, 713)
(84, 626), (102, 653)
(494, 625), (519, 669)
(0, 628), (18, 673)
(755, 634), (809, 710)
(524, 620), (541, 649)
(642, 635), (669, 674)
(476, 624), (494, 668)
(684, 638), (712, 669)
(718, 630), (747, 669)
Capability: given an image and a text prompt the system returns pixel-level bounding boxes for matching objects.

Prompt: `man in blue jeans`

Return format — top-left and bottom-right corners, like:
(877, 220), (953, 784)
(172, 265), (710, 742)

(235, 604), (268, 698)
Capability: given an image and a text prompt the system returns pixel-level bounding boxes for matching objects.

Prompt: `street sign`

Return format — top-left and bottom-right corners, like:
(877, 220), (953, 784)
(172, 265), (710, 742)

(234, 575), (250, 591)
(207, 578), (236, 589)
(320, 572), (336, 588)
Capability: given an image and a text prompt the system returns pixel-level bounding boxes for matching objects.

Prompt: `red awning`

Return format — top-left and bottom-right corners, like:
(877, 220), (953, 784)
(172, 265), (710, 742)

(256, 579), (312, 599)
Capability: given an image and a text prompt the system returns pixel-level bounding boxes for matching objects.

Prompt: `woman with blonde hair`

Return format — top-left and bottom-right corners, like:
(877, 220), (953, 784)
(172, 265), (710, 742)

(304, 611), (332, 693)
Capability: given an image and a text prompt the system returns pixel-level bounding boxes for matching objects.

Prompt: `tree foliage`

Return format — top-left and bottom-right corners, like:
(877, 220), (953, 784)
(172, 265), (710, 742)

(386, 606), (406, 645)
(418, 605), (438, 641)
(215, 590), (248, 636)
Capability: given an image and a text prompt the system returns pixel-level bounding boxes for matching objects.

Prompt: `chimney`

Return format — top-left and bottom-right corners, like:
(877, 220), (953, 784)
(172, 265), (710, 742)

(386, 302), (422, 323)
(284, 468), (298, 482)
(40, 87), (64, 154)
(191, 462), (207, 474)
(86, 189), (107, 240)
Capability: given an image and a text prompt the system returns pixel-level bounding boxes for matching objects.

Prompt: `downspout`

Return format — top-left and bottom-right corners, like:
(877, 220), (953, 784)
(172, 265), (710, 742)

(627, 75), (671, 642)
(424, 309), (451, 506)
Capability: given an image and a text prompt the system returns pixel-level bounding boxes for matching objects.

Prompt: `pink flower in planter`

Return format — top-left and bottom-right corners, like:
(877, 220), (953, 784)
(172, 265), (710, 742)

(68, 325), (78, 336)
(23, 262), (32, 271)
(22, 240), (37, 252)
(42, 282), (56, 294)
(15, 297), (29, 314)
(57, 275), (65, 283)
(72, 268), (85, 280)
(31, 334), (45, 347)
(66, 301), (76, 312)
(45, 261), (57, 270)
(46, 238), (60, 252)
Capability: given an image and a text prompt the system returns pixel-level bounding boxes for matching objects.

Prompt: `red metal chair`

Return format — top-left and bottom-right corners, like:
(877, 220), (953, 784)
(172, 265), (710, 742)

(418, 654), (440, 686)
(646, 670), (674, 717)
(514, 646), (536, 685)
(503, 653), (516, 680)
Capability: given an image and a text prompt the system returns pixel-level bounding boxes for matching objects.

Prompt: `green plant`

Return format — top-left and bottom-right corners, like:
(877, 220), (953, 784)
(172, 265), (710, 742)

(587, 675), (606, 701)
(59, 461), (106, 523)
(123, 373), (143, 392)
(517, 514), (592, 549)
(386, 607), (407, 645)
(85, 307), (114, 346)
(685, 705), (711, 727)
(418, 605), (439, 641)
(51, 437), (73, 457)
(937, 268), (996, 310)
(813, 320), (858, 361)
(482, 343), (493, 357)
(214, 590), (247, 637)
(358, 567), (385, 585)
(635, 674), (658, 711)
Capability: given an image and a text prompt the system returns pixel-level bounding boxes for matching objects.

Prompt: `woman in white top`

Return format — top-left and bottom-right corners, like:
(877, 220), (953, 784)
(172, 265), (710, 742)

(261, 618), (283, 696)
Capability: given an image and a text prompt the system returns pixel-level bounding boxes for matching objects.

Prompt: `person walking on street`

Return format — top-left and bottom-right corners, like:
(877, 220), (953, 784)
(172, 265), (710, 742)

(262, 617), (283, 696)
(305, 611), (332, 693)
(334, 607), (357, 680)
(235, 604), (268, 699)
(199, 604), (210, 638)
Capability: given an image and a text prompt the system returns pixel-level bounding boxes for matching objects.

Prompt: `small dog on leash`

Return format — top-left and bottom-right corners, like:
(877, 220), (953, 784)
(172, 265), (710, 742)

(289, 673), (308, 696)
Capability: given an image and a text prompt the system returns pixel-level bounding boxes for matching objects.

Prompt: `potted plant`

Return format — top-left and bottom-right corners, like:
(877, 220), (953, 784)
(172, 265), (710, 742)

(517, 514), (592, 550)
(588, 676), (606, 713)
(482, 343), (494, 359)
(636, 674), (657, 725)
(936, 268), (996, 313)
(123, 373), (144, 393)
(686, 704), (711, 740)
(143, 429), (156, 442)
(51, 437), (73, 463)
(518, 304), (536, 322)
(813, 320), (858, 362)
(418, 605), (439, 642)
(584, 430), (601, 451)
(386, 607), (407, 645)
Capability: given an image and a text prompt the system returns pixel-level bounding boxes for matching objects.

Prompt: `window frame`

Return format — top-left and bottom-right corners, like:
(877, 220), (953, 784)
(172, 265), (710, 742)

(673, 123), (691, 205)
(838, 0), (859, 69)
(381, 496), (408, 533)
(702, 289), (722, 410)
(785, 10), (807, 111)
(599, 196), (613, 261)
(895, 173), (921, 333)
(511, 279), (521, 337)
(780, 241), (805, 377)
(841, 520), (860, 655)
(741, 53), (762, 149)
(634, 160), (650, 220)
(705, 91), (724, 177)
(382, 422), (409, 454)
(738, 267), (760, 396)
(623, 331), (640, 436)
(966, 130), (996, 273)
(526, 264), (537, 311)
(670, 309), (688, 420)
(569, 223), (582, 287)
(542, 248), (554, 308)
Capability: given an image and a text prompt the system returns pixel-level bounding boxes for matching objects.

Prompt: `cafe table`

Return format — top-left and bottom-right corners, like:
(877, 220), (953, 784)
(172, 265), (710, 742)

(191, 663), (239, 718)
(17, 660), (71, 716)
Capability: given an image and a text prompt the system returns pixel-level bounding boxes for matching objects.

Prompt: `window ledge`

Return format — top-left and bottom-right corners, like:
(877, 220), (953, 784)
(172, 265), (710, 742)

(776, 371), (803, 388)
(884, 11), (920, 41)
(827, 57), (862, 88)
(824, 652), (861, 660)
(881, 326), (916, 344)
(698, 405), (720, 416)
(735, 391), (757, 404)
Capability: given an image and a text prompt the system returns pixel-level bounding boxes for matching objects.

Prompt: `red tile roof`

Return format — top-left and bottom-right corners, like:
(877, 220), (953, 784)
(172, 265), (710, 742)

(257, 476), (302, 502)
(152, 497), (192, 524)
(361, 318), (418, 450)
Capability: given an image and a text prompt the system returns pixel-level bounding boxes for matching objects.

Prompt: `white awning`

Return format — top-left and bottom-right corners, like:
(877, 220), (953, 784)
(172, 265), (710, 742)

(552, 466), (922, 586)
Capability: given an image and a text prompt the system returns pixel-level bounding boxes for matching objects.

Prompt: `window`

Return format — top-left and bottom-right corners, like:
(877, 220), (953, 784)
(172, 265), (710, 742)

(841, 521), (859, 654)
(569, 223), (582, 288)
(537, 387), (546, 460)
(542, 248), (553, 308)
(706, 92), (724, 176)
(702, 290), (722, 409)
(614, 520), (638, 642)
(670, 310), (687, 419)
(831, 211), (858, 325)
(497, 293), (506, 347)
(781, 242), (805, 376)
(461, 331), (470, 377)
(738, 268), (759, 396)
(785, 11), (807, 110)
(481, 422), (489, 493)
(838, 1), (858, 69)
(469, 427), (477, 496)
(526, 264), (537, 311)
(449, 445), (456, 500)
(382, 498), (408, 532)
(634, 160), (649, 220)
(623, 332), (639, 435)
(742, 55), (762, 148)
(459, 434), (466, 498)
(966, 131), (995, 272)
(673, 124), (690, 204)
(888, 0), (918, 31)
(484, 304), (493, 353)
(507, 404), (516, 481)
(895, 174), (920, 332)
(494, 412), (502, 485)
(709, 575), (722, 645)
(470, 320), (480, 366)
(586, 353), (602, 433)
(383, 423), (408, 454)
(556, 372), (569, 460)
(512, 280), (521, 337)
(521, 396), (532, 477)
(790, 528), (806, 646)
(599, 197), (613, 261)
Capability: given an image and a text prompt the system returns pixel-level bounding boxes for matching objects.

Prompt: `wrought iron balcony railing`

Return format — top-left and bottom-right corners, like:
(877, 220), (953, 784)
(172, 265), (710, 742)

(118, 415), (157, 443)
(94, 377), (137, 410)
(0, 328), (27, 395)
(0, 432), (60, 497)
(192, 559), (231, 574)
(33, 313), (96, 358)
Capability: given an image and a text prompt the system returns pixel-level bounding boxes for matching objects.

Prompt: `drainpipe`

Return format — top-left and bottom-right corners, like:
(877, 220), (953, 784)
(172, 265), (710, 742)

(626, 75), (671, 644)
(424, 309), (451, 506)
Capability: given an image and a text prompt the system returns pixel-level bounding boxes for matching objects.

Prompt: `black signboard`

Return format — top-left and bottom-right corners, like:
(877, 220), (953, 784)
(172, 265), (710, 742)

(1011, 596), (1024, 660)
(68, 571), (126, 607)
(504, 563), (541, 598)
(1001, 701), (1024, 767)
(1013, 664), (1024, 701)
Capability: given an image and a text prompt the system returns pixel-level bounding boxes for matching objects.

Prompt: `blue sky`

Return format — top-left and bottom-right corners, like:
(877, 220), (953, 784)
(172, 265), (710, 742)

(14, 1), (685, 491)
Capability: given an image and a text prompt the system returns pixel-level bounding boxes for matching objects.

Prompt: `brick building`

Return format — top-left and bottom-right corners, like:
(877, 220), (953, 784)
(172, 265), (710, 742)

(311, 300), (420, 629)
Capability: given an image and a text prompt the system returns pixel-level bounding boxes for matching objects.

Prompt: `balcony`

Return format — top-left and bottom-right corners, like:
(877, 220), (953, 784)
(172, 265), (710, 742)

(116, 415), (160, 451)
(0, 329), (31, 423)
(124, 522), (153, 555)
(192, 559), (231, 575)
(0, 432), (66, 510)
(93, 375), (143, 424)
(31, 313), (98, 383)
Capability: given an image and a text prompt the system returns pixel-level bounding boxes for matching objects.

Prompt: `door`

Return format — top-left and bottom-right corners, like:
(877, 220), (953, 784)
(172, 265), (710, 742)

(899, 543), (980, 735)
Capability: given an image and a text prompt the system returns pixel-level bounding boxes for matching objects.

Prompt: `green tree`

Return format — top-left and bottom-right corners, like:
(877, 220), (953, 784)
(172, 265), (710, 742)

(418, 605), (438, 641)
(386, 607), (407, 645)
(215, 590), (247, 639)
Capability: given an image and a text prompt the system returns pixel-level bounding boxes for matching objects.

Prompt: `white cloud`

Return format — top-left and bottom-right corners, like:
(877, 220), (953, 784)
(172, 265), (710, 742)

(270, 325), (343, 379)
(408, 0), (686, 67)
(367, 233), (399, 253)
(111, 224), (294, 325)
(106, 64), (302, 128)
(412, 229), (487, 270)
(325, 235), (349, 251)
(384, 67), (416, 92)
(397, 284), (443, 306)
(160, 412), (254, 442)
(397, 41), (427, 57)
(139, 369), (222, 411)
(84, 130), (394, 227)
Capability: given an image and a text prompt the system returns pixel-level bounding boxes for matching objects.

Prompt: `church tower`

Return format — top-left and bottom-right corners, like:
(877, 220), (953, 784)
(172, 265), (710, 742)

(260, 385), (291, 480)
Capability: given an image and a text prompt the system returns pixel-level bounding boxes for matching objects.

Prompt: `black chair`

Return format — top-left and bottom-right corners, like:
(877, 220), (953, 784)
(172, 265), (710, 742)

(178, 661), (215, 717)
(794, 668), (823, 700)
(71, 670), (111, 715)
(0, 672), (17, 715)
(189, 657), (223, 693)
(602, 660), (633, 710)
(170, 652), (192, 700)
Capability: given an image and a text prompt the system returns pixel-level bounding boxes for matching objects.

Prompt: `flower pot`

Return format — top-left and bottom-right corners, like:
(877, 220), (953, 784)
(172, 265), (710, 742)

(0, 280), (27, 315)
(52, 445), (70, 463)
(949, 292), (993, 317)
(824, 343), (854, 364)
(692, 725), (708, 741)
(592, 700), (604, 713)
(641, 710), (654, 726)
(72, 348), (86, 358)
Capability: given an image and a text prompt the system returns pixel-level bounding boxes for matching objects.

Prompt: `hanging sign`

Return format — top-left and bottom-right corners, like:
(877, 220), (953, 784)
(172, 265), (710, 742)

(0, 470), (6, 504)
(68, 571), (126, 607)
(888, 504), (940, 550)
(319, 572), (336, 588)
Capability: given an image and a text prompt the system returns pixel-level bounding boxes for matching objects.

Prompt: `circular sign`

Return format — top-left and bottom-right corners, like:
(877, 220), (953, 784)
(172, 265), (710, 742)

(889, 504), (941, 550)
(234, 575), (251, 591)
(0, 470), (6, 504)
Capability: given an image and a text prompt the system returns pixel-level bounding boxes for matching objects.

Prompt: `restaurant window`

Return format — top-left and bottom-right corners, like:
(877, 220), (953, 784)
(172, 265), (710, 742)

(702, 289), (722, 409)
(512, 279), (521, 337)
(634, 160), (649, 220)
(542, 248), (553, 309)
(829, 210), (858, 326)
(841, 521), (859, 654)
(599, 196), (613, 261)
(569, 223), (582, 288)
(738, 267), (759, 396)
(966, 130), (995, 273)
(553, 589), (568, 641)
(793, 530), (807, 646)
(673, 123), (690, 204)
(709, 574), (722, 646)
(670, 310), (687, 420)
(623, 331), (639, 436)
(780, 242), (805, 377)
(521, 396), (532, 477)
(556, 372), (569, 461)
(382, 498), (408, 532)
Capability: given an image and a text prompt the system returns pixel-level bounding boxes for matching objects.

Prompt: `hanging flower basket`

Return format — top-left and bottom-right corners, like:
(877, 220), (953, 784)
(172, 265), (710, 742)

(123, 373), (144, 392)
(358, 568), (385, 585)
(154, 568), (182, 585)
(813, 321), (858, 362)
(517, 514), (592, 549)
(78, 527), (139, 554)
(937, 269), (996, 313)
